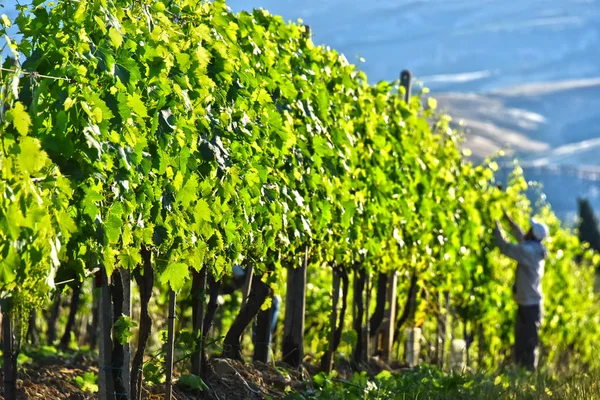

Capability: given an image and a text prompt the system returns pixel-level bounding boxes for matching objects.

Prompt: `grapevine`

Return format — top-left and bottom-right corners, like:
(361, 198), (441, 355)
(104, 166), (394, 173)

(0, 1), (598, 399)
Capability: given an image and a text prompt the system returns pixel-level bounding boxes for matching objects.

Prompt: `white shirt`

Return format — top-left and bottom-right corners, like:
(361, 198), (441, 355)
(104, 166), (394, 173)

(494, 227), (546, 306)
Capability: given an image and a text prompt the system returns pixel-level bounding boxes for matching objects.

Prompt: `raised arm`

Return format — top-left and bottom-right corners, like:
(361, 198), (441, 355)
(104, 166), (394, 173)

(494, 221), (529, 263)
(503, 210), (525, 244)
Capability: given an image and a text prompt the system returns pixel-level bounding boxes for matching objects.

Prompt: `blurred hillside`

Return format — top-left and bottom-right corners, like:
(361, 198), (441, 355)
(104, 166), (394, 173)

(436, 79), (600, 222)
(225, 0), (600, 222)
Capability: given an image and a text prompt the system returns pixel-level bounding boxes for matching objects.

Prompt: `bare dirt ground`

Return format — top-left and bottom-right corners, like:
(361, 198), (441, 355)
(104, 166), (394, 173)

(0, 352), (397, 399)
(0, 355), (311, 400)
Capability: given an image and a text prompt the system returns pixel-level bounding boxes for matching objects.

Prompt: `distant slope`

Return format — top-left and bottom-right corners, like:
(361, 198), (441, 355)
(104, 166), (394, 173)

(435, 78), (600, 163)
(435, 79), (600, 221)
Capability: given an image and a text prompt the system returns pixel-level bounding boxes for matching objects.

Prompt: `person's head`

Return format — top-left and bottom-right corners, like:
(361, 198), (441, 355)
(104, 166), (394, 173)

(526, 218), (549, 242)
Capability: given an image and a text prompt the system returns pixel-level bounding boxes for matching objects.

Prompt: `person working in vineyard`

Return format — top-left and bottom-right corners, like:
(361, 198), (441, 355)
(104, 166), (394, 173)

(493, 210), (548, 371)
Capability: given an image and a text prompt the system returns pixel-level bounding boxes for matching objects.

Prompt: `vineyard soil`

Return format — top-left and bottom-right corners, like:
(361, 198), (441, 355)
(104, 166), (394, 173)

(1, 352), (599, 400)
(0, 350), (329, 400)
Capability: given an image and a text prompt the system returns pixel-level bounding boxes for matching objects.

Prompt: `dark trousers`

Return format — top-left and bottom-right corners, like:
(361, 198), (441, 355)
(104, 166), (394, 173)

(514, 304), (542, 371)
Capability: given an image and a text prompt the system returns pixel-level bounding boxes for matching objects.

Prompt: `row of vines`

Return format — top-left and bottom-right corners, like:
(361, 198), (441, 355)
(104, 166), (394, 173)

(1, 0), (599, 399)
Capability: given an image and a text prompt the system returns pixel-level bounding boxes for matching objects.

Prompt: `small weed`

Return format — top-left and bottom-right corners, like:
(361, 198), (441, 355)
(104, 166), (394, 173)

(73, 371), (98, 393)
(290, 365), (600, 400)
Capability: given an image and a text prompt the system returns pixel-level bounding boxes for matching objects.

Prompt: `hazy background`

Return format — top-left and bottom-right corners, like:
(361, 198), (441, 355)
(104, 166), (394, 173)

(3, 0), (600, 221)
(226, 0), (600, 222)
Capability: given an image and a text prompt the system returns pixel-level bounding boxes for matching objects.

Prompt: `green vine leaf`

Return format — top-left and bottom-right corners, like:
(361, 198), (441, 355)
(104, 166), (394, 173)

(160, 262), (188, 292)
(7, 102), (31, 136)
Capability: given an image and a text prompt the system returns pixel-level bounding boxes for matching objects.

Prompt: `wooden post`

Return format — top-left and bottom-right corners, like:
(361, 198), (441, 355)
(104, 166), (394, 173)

(303, 25), (311, 39)
(240, 265), (254, 345)
(352, 263), (367, 366)
(464, 322), (471, 368)
(450, 338), (467, 373)
(369, 273), (388, 355)
(98, 266), (115, 400)
(405, 327), (421, 368)
(477, 322), (485, 369)
(282, 248), (308, 367)
(110, 270), (127, 400)
(2, 299), (17, 400)
(165, 290), (177, 400)
(323, 268), (341, 372)
(122, 269), (132, 399)
(363, 271), (371, 363)
(192, 267), (207, 377)
(131, 247), (155, 400)
(89, 288), (99, 350)
(381, 271), (398, 363)
(400, 70), (412, 103)
(436, 291), (449, 369)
